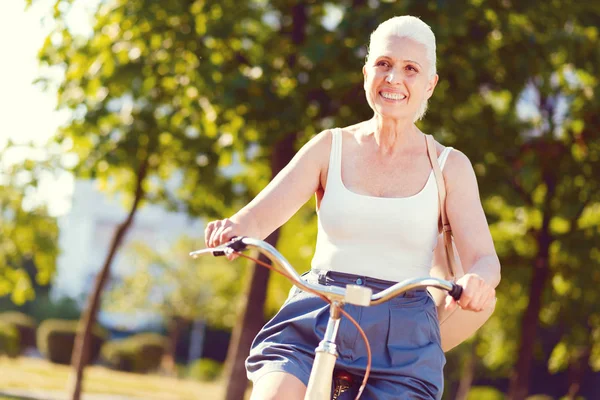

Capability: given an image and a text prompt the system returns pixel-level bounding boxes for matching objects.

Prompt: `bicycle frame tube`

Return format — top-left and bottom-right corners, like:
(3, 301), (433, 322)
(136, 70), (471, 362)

(305, 302), (343, 400)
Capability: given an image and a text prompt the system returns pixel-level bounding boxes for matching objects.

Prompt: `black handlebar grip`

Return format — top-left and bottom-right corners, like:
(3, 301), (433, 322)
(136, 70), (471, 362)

(212, 236), (247, 257)
(449, 283), (463, 301)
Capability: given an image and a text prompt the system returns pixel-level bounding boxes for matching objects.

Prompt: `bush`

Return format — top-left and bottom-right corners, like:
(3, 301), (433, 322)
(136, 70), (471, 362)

(101, 333), (167, 373)
(467, 387), (505, 400)
(0, 311), (37, 349)
(37, 319), (107, 365)
(187, 358), (223, 382)
(0, 321), (20, 358)
(29, 294), (81, 322)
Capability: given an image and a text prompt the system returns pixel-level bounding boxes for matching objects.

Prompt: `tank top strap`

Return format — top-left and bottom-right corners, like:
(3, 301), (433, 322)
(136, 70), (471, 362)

(327, 128), (343, 185)
(438, 146), (454, 171)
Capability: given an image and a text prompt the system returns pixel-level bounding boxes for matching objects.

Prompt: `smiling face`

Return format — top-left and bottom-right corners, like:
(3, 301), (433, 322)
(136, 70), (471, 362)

(363, 35), (438, 122)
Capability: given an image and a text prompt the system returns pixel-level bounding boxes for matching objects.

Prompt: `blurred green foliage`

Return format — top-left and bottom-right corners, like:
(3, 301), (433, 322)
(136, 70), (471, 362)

(30, 0), (600, 396)
(466, 386), (505, 400)
(37, 319), (107, 365)
(104, 236), (242, 330)
(0, 144), (59, 305)
(186, 358), (224, 382)
(0, 312), (37, 349)
(26, 294), (81, 322)
(0, 321), (20, 358)
(100, 332), (167, 373)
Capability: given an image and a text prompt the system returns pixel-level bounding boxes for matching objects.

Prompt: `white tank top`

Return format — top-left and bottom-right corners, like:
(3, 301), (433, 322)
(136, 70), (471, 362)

(310, 128), (453, 282)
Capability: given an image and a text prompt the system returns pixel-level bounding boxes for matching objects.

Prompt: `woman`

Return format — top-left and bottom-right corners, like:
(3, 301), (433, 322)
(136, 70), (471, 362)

(205, 16), (500, 400)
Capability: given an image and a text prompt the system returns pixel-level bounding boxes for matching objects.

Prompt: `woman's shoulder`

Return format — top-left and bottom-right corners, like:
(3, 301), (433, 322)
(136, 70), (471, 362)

(429, 138), (478, 191)
(337, 121), (372, 144)
(296, 128), (334, 165)
(427, 135), (471, 167)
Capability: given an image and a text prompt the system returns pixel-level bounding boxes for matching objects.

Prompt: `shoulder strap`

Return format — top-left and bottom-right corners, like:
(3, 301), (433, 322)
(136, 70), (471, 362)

(425, 135), (462, 279)
(330, 128), (343, 181)
(425, 135), (448, 234)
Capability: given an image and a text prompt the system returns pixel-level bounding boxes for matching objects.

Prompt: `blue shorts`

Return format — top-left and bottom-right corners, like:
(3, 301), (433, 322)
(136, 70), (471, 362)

(246, 270), (446, 399)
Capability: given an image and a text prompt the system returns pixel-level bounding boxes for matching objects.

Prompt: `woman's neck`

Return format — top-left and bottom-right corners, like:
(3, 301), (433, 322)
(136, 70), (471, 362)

(366, 116), (422, 155)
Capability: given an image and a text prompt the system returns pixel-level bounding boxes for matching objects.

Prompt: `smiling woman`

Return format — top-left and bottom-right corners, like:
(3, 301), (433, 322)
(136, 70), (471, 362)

(205, 15), (500, 400)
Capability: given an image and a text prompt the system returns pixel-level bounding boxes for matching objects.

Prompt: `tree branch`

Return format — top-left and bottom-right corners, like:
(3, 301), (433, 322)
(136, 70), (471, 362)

(509, 177), (534, 207)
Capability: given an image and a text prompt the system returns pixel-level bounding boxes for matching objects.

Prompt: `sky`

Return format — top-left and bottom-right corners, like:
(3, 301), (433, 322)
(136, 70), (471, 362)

(0, 0), (96, 215)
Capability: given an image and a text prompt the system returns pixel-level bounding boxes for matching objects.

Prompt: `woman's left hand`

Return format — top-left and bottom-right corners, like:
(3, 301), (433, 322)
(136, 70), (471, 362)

(445, 273), (496, 312)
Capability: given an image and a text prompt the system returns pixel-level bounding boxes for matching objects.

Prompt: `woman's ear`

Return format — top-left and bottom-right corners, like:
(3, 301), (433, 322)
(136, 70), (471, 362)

(425, 74), (439, 100)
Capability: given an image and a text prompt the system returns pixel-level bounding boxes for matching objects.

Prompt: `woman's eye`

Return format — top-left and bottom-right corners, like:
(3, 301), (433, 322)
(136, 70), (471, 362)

(406, 65), (418, 72)
(376, 61), (390, 67)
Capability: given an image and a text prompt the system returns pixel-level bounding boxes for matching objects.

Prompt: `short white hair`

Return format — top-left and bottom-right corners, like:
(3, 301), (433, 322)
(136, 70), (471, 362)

(366, 16), (437, 121)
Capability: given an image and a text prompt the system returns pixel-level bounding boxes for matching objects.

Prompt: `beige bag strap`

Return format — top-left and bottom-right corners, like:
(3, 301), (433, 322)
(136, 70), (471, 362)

(425, 135), (463, 280)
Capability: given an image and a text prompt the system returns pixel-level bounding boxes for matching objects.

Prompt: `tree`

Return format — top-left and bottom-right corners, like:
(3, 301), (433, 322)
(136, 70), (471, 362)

(32, 0), (240, 397)
(0, 142), (59, 305)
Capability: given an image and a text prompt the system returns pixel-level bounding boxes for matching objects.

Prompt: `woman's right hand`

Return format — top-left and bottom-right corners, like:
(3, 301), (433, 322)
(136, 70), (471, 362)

(204, 218), (247, 260)
(204, 218), (240, 248)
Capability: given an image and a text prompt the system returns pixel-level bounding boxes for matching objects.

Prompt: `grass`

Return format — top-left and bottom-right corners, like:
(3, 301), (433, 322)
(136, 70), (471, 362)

(0, 356), (224, 399)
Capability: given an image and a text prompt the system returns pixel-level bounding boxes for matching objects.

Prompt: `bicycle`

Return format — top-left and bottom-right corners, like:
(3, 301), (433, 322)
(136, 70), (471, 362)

(190, 236), (463, 400)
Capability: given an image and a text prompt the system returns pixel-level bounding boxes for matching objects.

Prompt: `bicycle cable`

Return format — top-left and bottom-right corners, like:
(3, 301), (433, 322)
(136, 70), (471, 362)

(236, 251), (372, 400)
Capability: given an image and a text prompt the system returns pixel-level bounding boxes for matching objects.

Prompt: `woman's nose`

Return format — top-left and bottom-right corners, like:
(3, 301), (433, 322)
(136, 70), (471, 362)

(385, 70), (400, 84)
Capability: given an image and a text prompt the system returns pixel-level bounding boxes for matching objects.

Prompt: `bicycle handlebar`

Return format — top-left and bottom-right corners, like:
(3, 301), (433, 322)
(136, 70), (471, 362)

(189, 236), (462, 305)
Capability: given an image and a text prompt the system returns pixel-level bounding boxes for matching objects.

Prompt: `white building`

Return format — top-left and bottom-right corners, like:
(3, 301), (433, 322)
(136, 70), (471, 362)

(52, 179), (205, 331)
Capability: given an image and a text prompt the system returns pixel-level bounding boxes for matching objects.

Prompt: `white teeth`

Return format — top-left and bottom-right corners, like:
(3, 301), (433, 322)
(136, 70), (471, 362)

(381, 92), (406, 100)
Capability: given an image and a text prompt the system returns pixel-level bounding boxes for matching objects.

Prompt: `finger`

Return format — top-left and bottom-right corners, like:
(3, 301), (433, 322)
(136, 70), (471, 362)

(226, 253), (239, 261)
(444, 295), (458, 312)
(209, 222), (223, 247)
(481, 288), (496, 310)
(457, 288), (472, 310)
(219, 226), (233, 245)
(467, 288), (485, 311)
(204, 222), (215, 247)
(214, 219), (230, 246)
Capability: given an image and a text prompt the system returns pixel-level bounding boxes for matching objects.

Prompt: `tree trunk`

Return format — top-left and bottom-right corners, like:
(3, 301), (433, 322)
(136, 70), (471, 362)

(68, 159), (149, 400)
(222, 132), (297, 400)
(508, 175), (555, 400)
(162, 316), (187, 375)
(455, 340), (477, 400)
(565, 345), (591, 400)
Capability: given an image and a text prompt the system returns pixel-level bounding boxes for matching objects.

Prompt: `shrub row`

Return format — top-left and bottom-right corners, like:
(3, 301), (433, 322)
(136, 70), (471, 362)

(37, 319), (108, 365)
(101, 333), (167, 373)
(0, 312), (37, 348)
(0, 321), (20, 358)
(0, 312), (108, 363)
(0, 311), (37, 356)
(187, 358), (223, 382)
(0, 312), (169, 374)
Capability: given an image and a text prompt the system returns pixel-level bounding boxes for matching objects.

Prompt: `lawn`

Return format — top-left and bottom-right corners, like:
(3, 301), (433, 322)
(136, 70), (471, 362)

(0, 356), (224, 399)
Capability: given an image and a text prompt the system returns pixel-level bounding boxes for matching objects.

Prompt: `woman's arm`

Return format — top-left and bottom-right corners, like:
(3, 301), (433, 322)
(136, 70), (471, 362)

(443, 149), (501, 310)
(205, 129), (332, 248)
